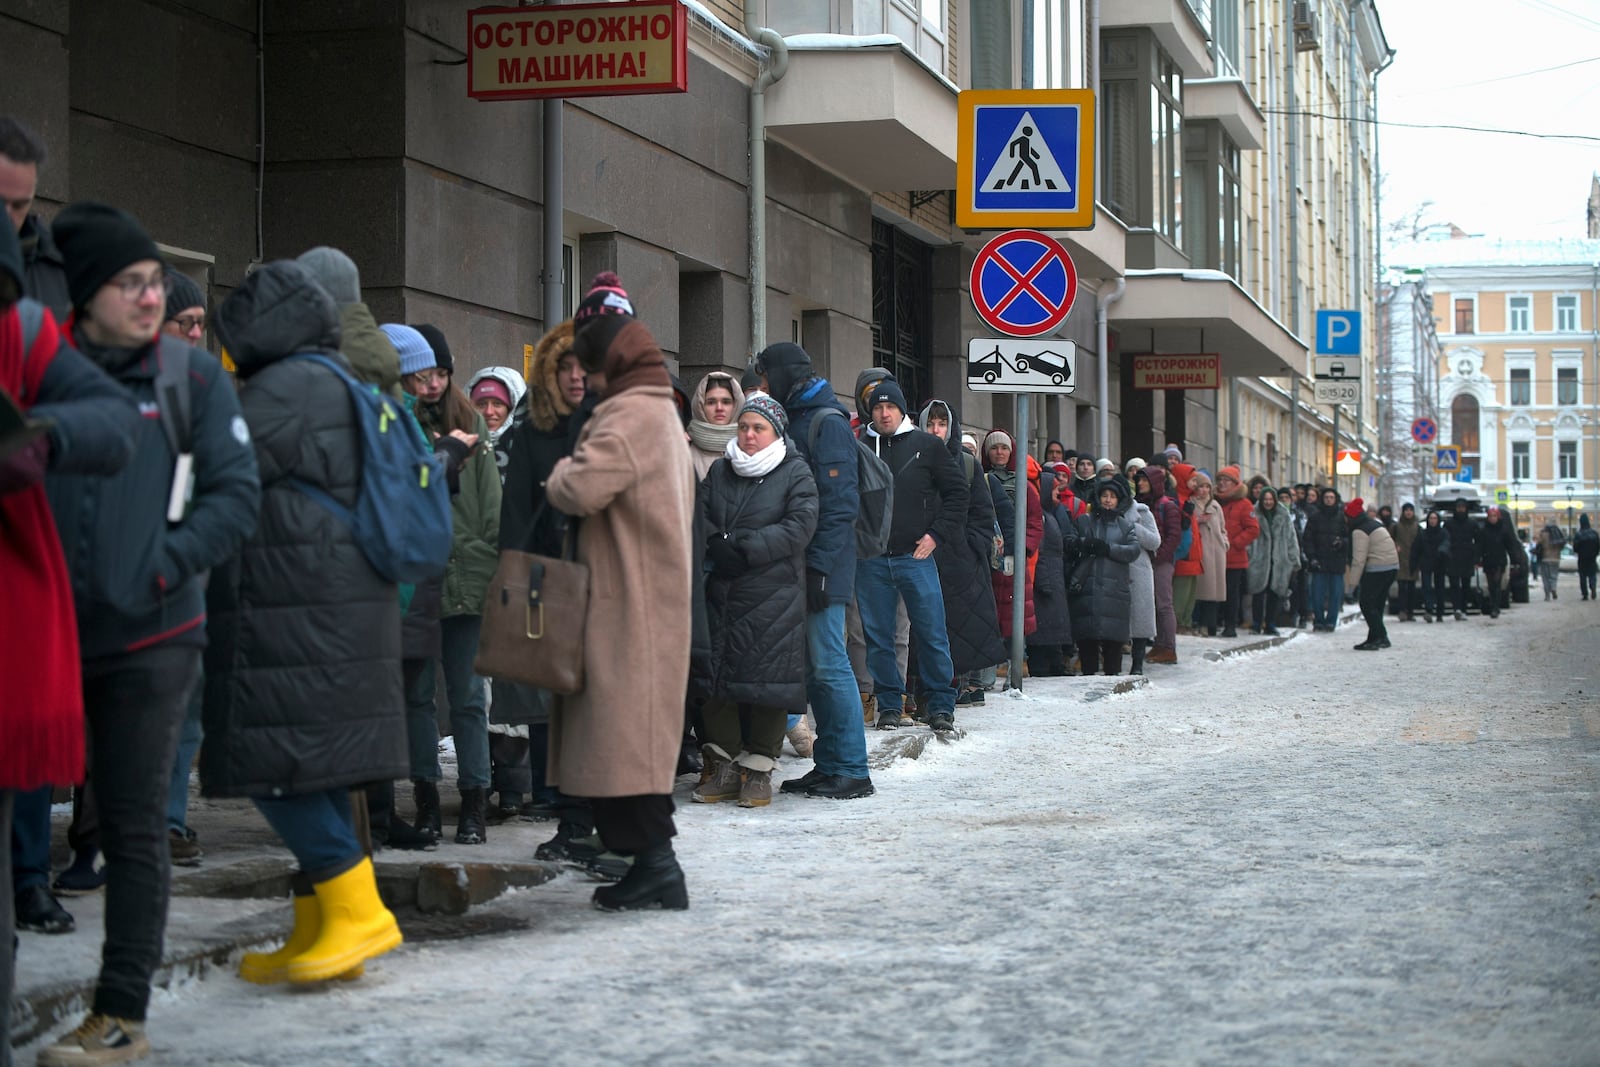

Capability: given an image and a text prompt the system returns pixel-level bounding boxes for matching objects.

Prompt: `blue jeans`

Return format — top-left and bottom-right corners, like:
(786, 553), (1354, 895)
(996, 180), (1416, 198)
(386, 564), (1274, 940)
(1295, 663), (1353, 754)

(406, 614), (491, 790)
(253, 788), (363, 881)
(805, 604), (870, 779)
(9, 785), (53, 892)
(1309, 571), (1343, 628)
(855, 555), (957, 716)
(166, 683), (203, 833)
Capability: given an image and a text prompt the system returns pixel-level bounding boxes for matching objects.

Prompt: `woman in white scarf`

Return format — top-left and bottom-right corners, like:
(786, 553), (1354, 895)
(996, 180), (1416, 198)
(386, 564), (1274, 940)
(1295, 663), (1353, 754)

(687, 370), (745, 480)
(691, 394), (818, 808)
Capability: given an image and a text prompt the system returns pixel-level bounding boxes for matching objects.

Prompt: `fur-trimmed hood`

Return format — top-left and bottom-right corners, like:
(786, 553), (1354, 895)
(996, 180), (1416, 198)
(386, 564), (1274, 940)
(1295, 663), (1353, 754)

(526, 319), (576, 431)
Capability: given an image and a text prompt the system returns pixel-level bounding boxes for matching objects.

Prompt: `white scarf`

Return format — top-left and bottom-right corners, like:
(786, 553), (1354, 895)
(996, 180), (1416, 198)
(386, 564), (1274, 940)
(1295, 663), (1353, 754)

(725, 434), (787, 478)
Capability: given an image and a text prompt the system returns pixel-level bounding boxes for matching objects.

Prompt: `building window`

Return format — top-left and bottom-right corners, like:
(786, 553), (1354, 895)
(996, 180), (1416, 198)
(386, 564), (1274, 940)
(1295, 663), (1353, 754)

(1509, 367), (1531, 405)
(1512, 440), (1531, 481)
(1558, 366), (1578, 405)
(1183, 122), (1241, 276)
(1559, 440), (1579, 480)
(1454, 298), (1474, 334)
(1508, 295), (1531, 332)
(1556, 294), (1579, 332)
(1101, 31), (1183, 248)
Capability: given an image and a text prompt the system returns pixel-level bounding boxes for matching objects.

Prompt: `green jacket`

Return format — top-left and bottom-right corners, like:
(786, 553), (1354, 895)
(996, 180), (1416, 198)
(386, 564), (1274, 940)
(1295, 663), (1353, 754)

(338, 302), (403, 400)
(443, 411), (502, 616)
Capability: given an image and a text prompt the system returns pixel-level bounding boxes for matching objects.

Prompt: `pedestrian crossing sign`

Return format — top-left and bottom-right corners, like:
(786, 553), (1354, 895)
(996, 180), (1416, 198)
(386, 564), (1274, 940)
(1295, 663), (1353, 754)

(957, 89), (1095, 231)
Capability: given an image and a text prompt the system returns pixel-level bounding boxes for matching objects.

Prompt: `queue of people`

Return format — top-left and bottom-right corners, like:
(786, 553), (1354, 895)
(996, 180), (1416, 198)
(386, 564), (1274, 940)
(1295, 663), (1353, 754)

(0, 105), (1580, 1066)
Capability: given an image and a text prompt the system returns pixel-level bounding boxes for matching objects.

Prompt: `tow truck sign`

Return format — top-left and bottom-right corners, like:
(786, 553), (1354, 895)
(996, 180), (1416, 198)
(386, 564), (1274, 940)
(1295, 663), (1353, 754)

(967, 338), (1077, 394)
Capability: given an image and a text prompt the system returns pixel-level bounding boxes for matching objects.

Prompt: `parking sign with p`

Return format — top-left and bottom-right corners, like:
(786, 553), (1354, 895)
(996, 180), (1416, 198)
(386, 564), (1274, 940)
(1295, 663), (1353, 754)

(1316, 310), (1361, 355)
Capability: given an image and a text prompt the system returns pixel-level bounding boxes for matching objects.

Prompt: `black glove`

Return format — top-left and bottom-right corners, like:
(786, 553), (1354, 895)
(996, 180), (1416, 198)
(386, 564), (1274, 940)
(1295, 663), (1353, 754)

(1083, 537), (1109, 557)
(806, 570), (828, 614)
(706, 533), (747, 575)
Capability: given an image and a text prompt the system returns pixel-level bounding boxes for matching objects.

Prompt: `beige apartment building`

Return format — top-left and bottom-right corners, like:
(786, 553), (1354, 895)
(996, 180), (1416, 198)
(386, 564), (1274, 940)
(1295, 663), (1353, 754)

(4, 0), (1389, 481)
(1388, 238), (1600, 531)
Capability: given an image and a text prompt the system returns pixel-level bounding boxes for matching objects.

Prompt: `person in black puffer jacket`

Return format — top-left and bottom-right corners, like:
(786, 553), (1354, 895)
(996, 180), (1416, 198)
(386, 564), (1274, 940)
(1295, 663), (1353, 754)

(1442, 498), (1480, 619)
(205, 259), (405, 987)
(917, 399), (1005, 699)
(690, 394), (818, 809)
(1301, 486), (1349, 631)
(1475, 504), (1520, 618)
(1410, 508), (1451, 622)
(1064, 476), (1142, 675)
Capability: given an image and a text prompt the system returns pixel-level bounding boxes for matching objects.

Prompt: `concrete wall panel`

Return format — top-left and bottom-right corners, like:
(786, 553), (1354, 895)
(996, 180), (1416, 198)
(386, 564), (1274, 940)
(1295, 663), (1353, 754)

(404, 33), (543, 202)
(266, 27), (404, 161)
(577, 53), (750, 187)
(578, 232), (680, 358)
(263, 160), (404, 288)
(70, 0), (257, 163)
(562, 108), (746, 276)
(403, 164), (543, 320)
(69, 115), (257, 285)
(0, 11), (70, 205)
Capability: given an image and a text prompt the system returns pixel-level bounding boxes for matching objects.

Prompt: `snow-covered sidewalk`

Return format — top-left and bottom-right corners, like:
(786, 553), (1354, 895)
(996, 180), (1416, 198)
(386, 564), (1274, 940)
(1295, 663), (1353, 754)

(16, 603), (1600, 1065)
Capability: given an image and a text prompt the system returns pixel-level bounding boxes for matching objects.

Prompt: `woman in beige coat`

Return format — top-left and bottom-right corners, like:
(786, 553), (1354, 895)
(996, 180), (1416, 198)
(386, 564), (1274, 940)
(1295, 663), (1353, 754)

(545, 273), (695, 912)
(1189, 472), (1230, 636)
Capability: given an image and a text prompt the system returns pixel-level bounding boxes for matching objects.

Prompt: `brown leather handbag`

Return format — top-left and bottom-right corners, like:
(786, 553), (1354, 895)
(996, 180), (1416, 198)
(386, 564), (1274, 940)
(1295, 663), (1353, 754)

(474, 518), (589, 694)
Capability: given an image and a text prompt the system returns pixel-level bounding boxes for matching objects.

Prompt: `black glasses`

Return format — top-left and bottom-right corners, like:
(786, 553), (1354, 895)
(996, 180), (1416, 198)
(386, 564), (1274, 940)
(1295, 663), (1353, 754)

(171, 315), (205, 334)
(112, 272), (168, 301)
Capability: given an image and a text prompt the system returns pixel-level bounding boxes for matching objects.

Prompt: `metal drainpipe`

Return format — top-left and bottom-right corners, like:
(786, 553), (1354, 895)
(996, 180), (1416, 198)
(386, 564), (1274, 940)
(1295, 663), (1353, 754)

(745, 3), (788, 358)
(1095, 278), (1124, 461)
(543, 99), (564, 330)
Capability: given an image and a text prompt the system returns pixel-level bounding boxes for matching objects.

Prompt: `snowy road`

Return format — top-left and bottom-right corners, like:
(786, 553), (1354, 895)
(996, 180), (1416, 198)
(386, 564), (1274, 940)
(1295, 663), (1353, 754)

(48, 603), (1600, 1065)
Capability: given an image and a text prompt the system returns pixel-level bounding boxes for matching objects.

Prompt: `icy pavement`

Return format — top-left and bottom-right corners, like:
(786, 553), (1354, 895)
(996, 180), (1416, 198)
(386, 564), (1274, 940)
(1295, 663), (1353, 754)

(17, 603), (1600, 1065)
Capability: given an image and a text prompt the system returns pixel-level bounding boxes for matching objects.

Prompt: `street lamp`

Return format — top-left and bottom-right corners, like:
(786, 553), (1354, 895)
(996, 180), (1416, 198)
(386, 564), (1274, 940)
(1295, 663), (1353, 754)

(1554, 483), (1585, 540)
(1508, 478), (1537, 517)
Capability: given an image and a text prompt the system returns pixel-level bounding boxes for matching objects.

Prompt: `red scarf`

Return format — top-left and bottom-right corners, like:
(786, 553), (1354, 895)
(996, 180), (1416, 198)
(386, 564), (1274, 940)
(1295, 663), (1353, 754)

(0, 304), (85, 789)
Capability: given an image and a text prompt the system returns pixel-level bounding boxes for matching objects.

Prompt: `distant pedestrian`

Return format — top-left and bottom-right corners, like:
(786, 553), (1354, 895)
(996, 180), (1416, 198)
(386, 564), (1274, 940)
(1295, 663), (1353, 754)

(1188, 472), (1229, 636)
(1391, 503), (1420, 620)
(1475, 505), (1519, 619)
(1573, 514), (1598, 600)
(1535, 519), (1566, 600)
(686, 369), (744, 481)
(1139, 463), (1182, 665)
(1213, 466), (1259, 638)
(1065, 479), (1142, 675)
(1303, 487), (1349, 631)
(1411, 509), (1451, 623)
(1443, 499), (1479, 620)
(1344, 497), (1398, 650)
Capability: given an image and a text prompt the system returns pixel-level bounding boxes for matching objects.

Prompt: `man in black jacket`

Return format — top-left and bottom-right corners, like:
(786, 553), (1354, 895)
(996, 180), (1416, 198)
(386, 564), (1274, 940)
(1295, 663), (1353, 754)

(1302, 487), (1348, 632)
(856, 379), (967, 733)
(757, 343), (874, 800)
(35, 203), (259, 1067)
(1475, 505), (1519, 619)
(1443, 498), (1480, 620)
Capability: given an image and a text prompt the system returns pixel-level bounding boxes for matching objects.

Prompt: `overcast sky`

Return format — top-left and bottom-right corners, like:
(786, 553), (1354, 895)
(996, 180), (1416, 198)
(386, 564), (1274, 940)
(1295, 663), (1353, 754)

(1376, 0), (1600, 242)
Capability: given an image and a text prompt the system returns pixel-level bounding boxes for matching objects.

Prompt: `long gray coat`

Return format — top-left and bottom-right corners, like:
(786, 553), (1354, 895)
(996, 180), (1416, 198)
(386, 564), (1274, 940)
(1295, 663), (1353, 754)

(1065, 481), (1143, 643)
(1127, 501), (1162, 640)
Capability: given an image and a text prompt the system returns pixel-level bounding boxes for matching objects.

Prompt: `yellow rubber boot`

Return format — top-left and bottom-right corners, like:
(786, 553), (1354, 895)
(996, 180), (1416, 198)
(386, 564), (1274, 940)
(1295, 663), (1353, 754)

(240, 892), (364, 984)
(287, 858), (402, 983)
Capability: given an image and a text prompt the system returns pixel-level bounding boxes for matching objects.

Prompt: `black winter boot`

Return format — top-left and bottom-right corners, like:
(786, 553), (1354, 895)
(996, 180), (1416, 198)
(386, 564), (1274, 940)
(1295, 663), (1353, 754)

(592, 841), (688, 912)
(412, 779), (442, 838)
(456, 788), (488, 844)
(1130, 639), (1148, 676)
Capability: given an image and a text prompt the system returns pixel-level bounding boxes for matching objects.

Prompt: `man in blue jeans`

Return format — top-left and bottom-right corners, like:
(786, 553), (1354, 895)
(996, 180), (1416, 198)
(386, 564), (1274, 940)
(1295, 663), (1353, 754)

(755, 343), (874, 800)
(854, 379), (968, 733)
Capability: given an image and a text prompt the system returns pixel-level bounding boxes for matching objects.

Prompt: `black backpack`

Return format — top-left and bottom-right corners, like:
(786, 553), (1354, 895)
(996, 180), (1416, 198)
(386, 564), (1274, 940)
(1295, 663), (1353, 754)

(807, 407), (893, 559)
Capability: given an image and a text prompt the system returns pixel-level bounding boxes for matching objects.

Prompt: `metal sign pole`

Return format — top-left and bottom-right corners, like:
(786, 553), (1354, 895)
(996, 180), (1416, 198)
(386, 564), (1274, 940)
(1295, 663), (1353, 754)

(1010, 393), (1029, 691)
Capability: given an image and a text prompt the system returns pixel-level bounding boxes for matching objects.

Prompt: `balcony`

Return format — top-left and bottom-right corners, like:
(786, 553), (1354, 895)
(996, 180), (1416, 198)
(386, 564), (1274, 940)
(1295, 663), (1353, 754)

(1184, 78), (1265, 149)
(1099, 0), (1213, 78)
(763, 37), (957, 193)
(1112, 269), (1309, 379)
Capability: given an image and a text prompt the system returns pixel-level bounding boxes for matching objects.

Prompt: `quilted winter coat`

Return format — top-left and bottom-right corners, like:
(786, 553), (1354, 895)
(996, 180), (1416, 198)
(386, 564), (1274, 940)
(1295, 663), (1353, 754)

(1065, 478), (1142, 643)
(693, 447), (818, 712)
(202, 261), (406, 797)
